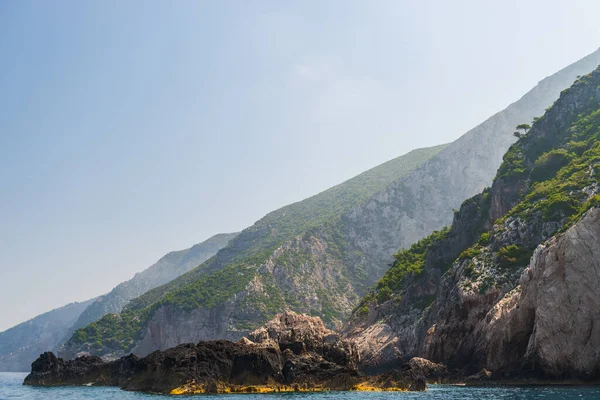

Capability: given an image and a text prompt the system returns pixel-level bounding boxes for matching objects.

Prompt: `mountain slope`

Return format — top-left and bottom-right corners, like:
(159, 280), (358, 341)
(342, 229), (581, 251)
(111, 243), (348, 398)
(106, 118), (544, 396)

(0, 300), (95, 372)
(62, 48), (600, 361)
(0, 232), (237, 371)
(346, 65), (600, 380)
(70, 232), (239, 332)
(59, 145), (447, 358)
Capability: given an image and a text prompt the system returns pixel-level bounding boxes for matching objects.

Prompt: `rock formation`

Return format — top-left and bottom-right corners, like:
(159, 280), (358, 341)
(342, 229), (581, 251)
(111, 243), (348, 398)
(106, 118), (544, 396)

(25, 312), (425, 393)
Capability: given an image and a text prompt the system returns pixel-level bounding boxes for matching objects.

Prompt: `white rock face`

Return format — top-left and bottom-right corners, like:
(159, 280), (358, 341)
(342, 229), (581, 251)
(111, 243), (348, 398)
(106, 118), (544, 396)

(482, 208), (600, 378)
(344, 47), (600, 273)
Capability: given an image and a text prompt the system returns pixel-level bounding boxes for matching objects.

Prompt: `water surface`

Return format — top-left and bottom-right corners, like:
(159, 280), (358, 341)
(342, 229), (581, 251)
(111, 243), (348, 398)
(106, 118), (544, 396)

(2, 373), (599, 399)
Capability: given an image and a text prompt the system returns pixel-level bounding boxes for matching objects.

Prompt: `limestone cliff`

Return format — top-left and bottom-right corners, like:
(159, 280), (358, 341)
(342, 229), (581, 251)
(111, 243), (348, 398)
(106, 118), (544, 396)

(346, 64), (600, 381)
(478, 208), (600, 379)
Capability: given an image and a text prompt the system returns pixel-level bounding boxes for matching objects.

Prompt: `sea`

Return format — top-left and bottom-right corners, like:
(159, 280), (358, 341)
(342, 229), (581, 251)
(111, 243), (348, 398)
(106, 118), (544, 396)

(1, 373), (600, 399)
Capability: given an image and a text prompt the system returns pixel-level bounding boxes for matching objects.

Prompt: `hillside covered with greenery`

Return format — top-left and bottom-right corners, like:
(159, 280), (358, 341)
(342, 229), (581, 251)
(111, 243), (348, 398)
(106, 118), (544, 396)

(64, 144), (447, 355)
(362, 66), (600, 311)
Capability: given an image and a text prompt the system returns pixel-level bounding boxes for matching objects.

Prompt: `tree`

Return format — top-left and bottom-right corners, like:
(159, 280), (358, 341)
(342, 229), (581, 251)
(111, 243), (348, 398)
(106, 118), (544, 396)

(514, 123), (531, 138)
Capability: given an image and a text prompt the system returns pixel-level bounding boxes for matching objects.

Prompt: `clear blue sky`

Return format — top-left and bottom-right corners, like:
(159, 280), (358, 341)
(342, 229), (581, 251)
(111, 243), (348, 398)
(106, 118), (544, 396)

(1, 0), (600, 331)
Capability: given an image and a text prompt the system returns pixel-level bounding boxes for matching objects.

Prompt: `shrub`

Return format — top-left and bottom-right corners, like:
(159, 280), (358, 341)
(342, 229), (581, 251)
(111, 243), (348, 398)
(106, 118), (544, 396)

(376, 287), (392, 304)
(478, 232), (490, 245)
(497, 245), (533, 270)
(531, 148), (574, 182)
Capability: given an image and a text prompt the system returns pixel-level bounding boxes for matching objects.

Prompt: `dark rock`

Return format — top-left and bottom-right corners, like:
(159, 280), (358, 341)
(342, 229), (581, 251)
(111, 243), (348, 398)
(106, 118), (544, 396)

(25, 313), (424, 394)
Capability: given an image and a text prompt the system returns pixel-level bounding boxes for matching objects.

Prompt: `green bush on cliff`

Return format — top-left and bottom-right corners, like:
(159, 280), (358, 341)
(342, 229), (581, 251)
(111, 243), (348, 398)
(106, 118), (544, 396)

(375, 226), (450, 295)
(530, 148), (574, 182)
(70, 311), (145, 353)
(478, 232), (490, 245)
(158, 263), (257, 311)
(497, 245), (534, 270)
(497, 146), (527, 182)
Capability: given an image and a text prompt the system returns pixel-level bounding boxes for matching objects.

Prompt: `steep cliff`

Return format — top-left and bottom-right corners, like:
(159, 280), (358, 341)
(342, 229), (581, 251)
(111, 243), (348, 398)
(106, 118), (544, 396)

(346, 64), (600, 381)
(478, 208), (600, 379)
(0, 232), (236, 371)
(62, 48), (600, 360)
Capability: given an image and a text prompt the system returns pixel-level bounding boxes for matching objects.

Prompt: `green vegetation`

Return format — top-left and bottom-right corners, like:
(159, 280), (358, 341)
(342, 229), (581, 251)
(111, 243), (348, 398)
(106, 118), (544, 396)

(497, 145), (527, 182)
(122, 144), (447, 313)
(355, 66), (600, 315)
(69, 143), (448, 354)
(70, 310), (146, 353)
(496, 245), (534, 270)
(459, 246), (482, 260)
(158, 263), (257, 311)
(478, 232), (490, 246)
(530, 148), (574, 182)
(374, 226), (450, 295)
(69, 263), (257, 354)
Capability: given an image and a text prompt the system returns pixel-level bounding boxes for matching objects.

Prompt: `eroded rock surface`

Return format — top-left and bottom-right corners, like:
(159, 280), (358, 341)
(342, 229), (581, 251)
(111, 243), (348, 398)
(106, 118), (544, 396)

(25, 313), (425, 394)
(480, 208), (600, 379)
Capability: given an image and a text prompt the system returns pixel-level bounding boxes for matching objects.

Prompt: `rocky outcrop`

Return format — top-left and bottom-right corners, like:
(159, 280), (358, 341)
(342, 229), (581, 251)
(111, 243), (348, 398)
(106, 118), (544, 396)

(479, 208), (600, 379)
(248, 312), (360, 370)
(26, 313), (425, 393)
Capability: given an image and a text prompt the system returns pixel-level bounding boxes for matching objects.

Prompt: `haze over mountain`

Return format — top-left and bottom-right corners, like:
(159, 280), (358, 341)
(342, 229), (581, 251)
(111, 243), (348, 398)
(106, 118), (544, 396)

(59, 48), (600, 360)
(3, 2), (600, 332)
(0, 233), (236, 371)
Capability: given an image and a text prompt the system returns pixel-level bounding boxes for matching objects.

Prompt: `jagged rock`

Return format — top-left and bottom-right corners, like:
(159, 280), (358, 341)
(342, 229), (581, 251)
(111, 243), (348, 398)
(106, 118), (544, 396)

(465, 369), (492, 382)
(407, 357), (447, 380)
(248, 311), (359, 369)
(479, 208), (600, 379)
(25, 313), (424, 393)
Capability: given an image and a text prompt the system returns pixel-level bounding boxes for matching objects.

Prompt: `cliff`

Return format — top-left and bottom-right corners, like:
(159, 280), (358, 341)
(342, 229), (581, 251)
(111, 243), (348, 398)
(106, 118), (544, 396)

(61, 48), (600, 361)
(346, 64), (600, 381)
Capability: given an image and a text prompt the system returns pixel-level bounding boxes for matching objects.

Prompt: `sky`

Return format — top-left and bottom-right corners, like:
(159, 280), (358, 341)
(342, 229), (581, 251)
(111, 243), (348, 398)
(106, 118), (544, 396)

(1, 0), (600, 331)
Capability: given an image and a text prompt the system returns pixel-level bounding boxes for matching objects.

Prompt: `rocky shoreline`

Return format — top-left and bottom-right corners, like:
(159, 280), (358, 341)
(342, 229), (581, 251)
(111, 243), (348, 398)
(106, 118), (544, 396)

(24, 312), (426, 394)
(24, 311), (600, 394)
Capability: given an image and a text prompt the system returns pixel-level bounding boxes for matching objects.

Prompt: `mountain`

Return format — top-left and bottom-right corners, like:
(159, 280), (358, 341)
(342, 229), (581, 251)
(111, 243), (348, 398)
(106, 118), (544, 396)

(59, 145), (447, 358)
(0, 300), (95, 372)
(346, 65), (600, 380)
(69, 232), (239, 332)
(0, 232), (237, 372)
(61, 48), (600, 361)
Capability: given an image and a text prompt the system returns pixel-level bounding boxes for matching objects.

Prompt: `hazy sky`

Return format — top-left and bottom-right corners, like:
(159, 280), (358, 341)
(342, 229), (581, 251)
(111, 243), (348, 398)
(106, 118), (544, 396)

(1, 1), (600, 331)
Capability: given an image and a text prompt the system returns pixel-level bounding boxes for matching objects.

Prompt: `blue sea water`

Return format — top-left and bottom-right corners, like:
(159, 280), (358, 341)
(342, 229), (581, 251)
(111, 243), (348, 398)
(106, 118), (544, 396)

(1, 373), (600, 399)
